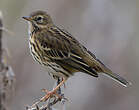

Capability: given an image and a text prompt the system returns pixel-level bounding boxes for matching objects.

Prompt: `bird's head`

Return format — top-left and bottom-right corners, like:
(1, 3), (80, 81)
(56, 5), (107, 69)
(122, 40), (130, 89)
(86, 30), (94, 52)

(22, 10), (53, 28)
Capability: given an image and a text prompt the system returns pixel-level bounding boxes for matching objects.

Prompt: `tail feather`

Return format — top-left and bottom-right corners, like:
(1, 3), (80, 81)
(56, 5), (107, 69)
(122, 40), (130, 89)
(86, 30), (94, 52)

(103, 72), (131, 87)
(97, 59), (131, 87)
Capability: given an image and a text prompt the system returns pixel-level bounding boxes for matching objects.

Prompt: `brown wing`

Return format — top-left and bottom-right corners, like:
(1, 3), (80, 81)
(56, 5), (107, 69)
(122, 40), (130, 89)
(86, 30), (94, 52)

(54, 26), (112, 74)
(35, 26), (98, 77)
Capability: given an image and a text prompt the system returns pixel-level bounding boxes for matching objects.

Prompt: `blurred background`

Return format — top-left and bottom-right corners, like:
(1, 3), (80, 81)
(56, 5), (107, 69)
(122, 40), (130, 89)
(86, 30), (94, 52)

(0, 0), (138, 110)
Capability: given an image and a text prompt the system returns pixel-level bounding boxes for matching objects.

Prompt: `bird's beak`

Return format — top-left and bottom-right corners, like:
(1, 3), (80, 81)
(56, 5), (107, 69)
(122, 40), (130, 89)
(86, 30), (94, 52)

(22, 16), (31, 21)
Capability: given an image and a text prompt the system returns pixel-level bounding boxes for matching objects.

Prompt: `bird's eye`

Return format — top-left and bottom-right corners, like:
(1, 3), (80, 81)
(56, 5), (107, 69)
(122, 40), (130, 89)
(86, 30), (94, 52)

(36, 16), (43, 23)
(37, 17), (42, 21)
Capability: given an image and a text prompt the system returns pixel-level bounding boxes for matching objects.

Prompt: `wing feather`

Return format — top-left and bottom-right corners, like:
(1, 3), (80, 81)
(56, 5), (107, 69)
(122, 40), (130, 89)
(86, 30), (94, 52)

(36, 26), (98, 77)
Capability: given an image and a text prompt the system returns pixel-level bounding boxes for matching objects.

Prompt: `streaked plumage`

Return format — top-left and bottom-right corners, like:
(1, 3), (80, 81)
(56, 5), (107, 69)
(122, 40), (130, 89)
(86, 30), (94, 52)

(23, 10), (130, 88)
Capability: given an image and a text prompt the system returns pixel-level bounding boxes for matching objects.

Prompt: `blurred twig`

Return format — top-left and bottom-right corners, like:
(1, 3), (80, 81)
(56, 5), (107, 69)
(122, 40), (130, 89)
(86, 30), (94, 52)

(0, 27), (15, 36)
(0, 11), (15, 110)
(26, 79), (67, 110)
(26, 96), (61, 110)
(0, 11), (3, 65)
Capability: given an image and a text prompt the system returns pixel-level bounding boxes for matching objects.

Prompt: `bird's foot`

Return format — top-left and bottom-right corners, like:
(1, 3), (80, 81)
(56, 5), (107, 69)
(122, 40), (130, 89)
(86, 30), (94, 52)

(28, 78), (66, 109)
(40, 88), (62, 102)
(26, 93), (68, 110)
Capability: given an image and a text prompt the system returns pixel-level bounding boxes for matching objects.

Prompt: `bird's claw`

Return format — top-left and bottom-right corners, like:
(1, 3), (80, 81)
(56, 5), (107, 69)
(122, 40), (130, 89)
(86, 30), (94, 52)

(26, 93), (68, 110)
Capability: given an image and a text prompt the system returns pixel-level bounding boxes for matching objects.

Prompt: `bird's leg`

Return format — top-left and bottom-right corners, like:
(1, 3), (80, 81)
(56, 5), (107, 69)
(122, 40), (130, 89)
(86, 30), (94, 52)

(40, 78), (66, 102)
(56, 77), (67, 102)
(57, 77), (61, 95)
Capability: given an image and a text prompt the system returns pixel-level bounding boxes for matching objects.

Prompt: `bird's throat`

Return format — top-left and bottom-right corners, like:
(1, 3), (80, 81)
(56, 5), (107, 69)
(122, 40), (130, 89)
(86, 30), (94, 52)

(28, 22), (39, 37)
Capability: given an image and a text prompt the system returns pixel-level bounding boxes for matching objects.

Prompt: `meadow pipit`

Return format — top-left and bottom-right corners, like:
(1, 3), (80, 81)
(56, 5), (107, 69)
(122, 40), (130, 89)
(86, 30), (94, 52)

(22, 10), (130, 102)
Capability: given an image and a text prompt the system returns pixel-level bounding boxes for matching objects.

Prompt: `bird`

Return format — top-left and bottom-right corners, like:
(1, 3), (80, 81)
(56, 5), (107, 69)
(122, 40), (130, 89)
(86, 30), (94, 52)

(22, 10), (130, 102)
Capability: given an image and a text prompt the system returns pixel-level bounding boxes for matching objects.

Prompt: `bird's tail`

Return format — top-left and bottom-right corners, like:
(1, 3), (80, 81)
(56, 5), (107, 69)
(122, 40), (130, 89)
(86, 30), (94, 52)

(103, 71), (131, 87)
(97, 59), (131, 87)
